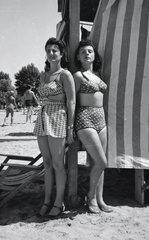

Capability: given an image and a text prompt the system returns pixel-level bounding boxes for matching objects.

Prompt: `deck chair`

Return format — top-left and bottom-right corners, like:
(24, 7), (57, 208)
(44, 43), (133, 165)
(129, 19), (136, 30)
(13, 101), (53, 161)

(0, 153), (43, 207)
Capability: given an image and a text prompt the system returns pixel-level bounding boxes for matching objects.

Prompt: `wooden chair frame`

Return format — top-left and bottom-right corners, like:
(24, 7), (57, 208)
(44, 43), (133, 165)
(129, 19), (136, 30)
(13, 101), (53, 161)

(0, 153), (43, 207)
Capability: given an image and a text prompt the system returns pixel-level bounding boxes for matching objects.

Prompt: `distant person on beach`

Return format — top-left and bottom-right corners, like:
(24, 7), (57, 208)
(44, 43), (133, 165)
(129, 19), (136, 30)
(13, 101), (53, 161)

(23, 84), (39, 124)
(2, 90), (18, 126)
(34, 38), (76, 219)
(73, 39), (112, 213)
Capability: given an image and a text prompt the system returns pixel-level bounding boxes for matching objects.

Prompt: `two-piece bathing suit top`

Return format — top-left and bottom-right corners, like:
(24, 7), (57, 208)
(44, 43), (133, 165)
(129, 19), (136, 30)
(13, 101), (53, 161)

(78, 72), (107, 94)
(75, 72), (107, 133)
(34, 69), (67, 138)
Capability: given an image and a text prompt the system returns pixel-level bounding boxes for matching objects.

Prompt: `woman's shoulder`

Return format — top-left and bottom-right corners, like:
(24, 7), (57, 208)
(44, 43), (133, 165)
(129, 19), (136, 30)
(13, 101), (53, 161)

(60, 69), (73, 81)
(73, 71), (83, 81)
(73, 70), (82, 77)
(61, 68), (71, 75)
(30, 90), (35, 96)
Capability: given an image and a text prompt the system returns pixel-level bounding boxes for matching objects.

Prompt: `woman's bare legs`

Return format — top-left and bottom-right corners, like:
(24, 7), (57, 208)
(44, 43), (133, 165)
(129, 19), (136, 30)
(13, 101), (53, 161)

(96, 127), (113, 212)
(48, 136), (66, 216)
(37, 135), (66, 216)
(37, 136), (54, 216)
(96, 127), (107, 207)
(3, 117), (8, 125)
(26, 106), (32, 123)
(96, 171), (113, 212)
(77, 128), (107, 209)
(10, 111), (14, 125)
(3, 109), (9, 126)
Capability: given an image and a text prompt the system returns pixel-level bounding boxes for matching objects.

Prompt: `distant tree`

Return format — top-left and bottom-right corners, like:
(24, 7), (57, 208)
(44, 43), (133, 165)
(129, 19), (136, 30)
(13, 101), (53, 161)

(0, 90), (6, 107)
(0, 72), (15, 108)
(0, 71), (9, 81)
(14, 63), (40, 96)
(0, 78), (11, 92)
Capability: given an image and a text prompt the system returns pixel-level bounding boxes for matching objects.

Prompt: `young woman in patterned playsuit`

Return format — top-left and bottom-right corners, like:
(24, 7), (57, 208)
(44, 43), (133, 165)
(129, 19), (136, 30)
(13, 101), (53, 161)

(34, 38), (75, 218)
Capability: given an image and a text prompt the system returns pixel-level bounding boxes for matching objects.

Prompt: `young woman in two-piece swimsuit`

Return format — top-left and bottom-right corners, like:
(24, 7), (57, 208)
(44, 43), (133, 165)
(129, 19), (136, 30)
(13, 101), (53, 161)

(74, 39), (113, 214)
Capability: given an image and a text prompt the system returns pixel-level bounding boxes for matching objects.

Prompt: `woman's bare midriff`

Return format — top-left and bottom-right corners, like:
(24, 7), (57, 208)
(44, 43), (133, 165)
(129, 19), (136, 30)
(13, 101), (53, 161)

(78, 92), (103, 107)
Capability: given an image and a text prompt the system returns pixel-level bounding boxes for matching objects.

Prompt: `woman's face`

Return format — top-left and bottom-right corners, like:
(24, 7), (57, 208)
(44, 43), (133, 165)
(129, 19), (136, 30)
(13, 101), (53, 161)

(77, 45), (95, 64)
(46, 44), (62, 63)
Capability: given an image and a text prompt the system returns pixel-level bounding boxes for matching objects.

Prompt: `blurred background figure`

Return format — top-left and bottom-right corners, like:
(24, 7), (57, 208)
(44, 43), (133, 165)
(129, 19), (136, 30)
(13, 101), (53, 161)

(23, 84), (39, 124)
(2, 90), (18, 126)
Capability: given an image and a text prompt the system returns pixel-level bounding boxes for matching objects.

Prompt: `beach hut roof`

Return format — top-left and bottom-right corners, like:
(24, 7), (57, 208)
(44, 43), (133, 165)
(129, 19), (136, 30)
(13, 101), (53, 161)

(57, 0), (100, 22)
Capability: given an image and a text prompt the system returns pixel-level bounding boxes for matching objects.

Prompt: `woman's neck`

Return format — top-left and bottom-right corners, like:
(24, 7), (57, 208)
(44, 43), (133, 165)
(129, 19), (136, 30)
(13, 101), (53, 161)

(80, 63), (93, 73)
(80, 67), (93, 74)
(48, 61), (62, 74)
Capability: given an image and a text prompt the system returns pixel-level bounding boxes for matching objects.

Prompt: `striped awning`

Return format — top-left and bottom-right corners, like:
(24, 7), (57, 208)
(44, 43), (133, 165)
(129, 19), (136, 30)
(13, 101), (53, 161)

(89, 0), (149, 168)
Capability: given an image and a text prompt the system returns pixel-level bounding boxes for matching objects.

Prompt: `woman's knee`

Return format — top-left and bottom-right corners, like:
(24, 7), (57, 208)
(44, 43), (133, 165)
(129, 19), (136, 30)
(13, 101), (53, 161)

(94, 158), (107, 170)
(52, 158), (65, 172)
(97, 148), (107, 169)
(90, 148), (107, 169)
(102, 158), (107, 168)
(43, 155), (52, 168)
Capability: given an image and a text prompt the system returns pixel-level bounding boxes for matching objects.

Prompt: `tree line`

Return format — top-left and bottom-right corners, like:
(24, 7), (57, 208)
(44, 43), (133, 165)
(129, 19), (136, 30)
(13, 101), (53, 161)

(0, 63), (41, 109)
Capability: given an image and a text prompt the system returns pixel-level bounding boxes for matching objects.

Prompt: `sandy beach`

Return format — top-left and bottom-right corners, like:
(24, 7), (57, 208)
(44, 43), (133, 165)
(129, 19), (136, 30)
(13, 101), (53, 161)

(0, 109), (149, 240)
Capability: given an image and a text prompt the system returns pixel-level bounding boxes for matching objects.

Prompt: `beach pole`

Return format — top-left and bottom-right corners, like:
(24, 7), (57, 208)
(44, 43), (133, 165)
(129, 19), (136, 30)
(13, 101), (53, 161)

(135, 169), (144, 206)
(67, 0), (80, 206)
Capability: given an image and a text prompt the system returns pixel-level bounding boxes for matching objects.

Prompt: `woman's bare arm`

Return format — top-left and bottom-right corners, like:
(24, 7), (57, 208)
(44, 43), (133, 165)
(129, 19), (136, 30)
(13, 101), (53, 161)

(61, 70), (76, 143)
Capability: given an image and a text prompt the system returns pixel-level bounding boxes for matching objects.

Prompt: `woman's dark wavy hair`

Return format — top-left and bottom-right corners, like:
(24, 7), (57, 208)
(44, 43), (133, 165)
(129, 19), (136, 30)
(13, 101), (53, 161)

(44, 60), (50, 72)
(74, 38), (102, 72)
(45, 37), (68, 69)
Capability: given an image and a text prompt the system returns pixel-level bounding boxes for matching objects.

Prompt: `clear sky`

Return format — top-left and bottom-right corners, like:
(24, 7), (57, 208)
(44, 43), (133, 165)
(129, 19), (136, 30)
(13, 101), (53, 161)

(0, 0), (61, 85)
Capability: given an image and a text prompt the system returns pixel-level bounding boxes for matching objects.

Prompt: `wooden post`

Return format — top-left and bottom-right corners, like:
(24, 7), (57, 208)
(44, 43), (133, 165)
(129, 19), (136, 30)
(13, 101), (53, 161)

(135, 169), (144, 206)
(67, 140), (79, 197)
(68, 0), (80, 74)
(67, 0), (80, 202)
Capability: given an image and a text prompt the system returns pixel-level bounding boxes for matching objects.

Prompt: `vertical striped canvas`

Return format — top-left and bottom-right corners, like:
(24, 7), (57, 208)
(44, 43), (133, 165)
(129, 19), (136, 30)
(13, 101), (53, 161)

(89, 0), (149, 168)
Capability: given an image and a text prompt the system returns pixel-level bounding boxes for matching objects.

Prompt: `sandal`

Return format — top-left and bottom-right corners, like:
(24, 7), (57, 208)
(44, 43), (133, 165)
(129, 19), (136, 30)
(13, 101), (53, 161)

(41, 204), (65, 221)
(85, 196), (101, 214)
(36, 203), (51, 218)
(99, 205), (113, 213)
(48, 204), (65, 217)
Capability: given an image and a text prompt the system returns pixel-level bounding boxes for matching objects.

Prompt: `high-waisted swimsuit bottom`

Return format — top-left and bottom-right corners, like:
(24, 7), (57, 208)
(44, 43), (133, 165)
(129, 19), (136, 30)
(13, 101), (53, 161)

(6, 104), (14, 116)
(75, 106), (106, 133)
(25, 99), (33, 107)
